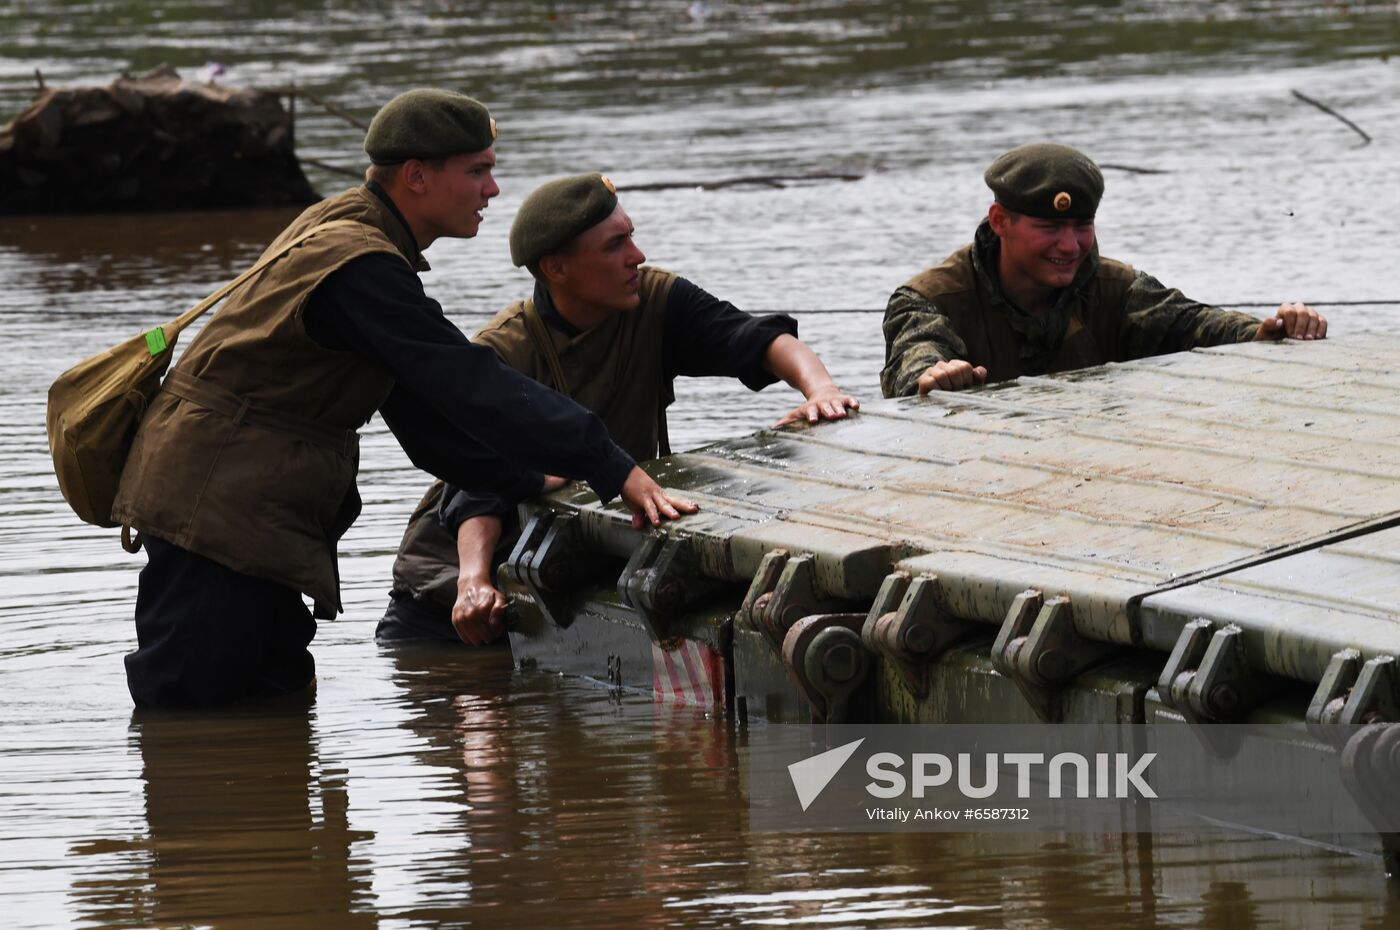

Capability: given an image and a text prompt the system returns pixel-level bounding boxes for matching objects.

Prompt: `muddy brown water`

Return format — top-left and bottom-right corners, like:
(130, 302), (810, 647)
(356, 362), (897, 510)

(2, 2), (1400, 927)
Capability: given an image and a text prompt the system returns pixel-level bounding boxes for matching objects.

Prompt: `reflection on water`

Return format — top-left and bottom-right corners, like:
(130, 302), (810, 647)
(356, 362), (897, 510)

(71, 702), (377, 930)
(42, 642), (1400, 929)
(0, 209), (296, 315)
(3, 2), (1400, 928)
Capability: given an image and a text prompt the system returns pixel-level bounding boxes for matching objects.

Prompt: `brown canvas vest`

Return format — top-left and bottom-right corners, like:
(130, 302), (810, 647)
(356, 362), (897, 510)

(390, 268), (678, 608)
(113, 186), (423, 615)
(476, 267), (677, 460)
(904, 244), (1137, 384)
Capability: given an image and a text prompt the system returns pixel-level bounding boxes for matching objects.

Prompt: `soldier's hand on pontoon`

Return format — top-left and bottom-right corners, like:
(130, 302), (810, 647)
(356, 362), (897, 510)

(1256, 302), (1327, 341)
(917, 359), (988, 394)
(773, 383), (860, 427)
(452, 574), (507, 646)
(620, 466), (699, 530)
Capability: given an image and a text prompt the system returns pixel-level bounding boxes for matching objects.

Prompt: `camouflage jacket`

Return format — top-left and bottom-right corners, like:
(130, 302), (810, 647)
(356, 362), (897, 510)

(880, 221), (1261, 397)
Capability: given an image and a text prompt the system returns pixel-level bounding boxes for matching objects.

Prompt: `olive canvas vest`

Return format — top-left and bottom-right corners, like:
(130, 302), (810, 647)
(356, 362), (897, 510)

(113, 186), (423, 614)
(389, 268), (678, 608)
(475, 267), (677, 461)
(904, 244), (1137, 384)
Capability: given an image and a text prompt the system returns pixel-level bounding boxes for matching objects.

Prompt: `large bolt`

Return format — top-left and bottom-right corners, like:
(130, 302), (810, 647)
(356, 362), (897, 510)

(513, 548), (540, 587)
(541, 560), (571, 589)
(1167, 670), (1197, 708)
(1209, 683), (1240, 714)
(1035, 648), (1070, 682)
(745, 592), (772, 631)
(653, 579), (685, 612)
(781, 603), (810, 631)
(901, 623), (936, 656)
(822, 642), (861, 684)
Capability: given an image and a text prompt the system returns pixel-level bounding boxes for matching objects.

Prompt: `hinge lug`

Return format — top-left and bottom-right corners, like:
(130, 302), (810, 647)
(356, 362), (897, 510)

(1156, 619), (1282, 722)
(1306, 648), (1364, 731)
(739, 550), (845, 650)
(1340, 656), (1400, 726)
(991, 591), (1114, 722)
(862, 572), (980, 699)
(617, 532), (728, 643)
(783, 613), (871, 724)
(502, 512), (605, 629)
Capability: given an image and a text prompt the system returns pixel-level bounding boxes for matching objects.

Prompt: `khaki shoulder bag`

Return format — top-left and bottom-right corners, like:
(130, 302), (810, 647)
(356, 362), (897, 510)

(46, 219), (359, 534)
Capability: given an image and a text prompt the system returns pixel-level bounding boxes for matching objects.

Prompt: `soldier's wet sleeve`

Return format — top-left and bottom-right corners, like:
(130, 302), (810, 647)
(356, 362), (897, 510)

(378, 387), (546, 501)
(1117, 271), (1260, 359)
(437, 482), (513, 534)
(306, 253), (636, 503)
(880, 287), (971, 398)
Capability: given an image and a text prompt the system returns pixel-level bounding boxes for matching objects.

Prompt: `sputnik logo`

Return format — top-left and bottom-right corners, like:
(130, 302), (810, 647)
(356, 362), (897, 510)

(788, 738), (865, 811)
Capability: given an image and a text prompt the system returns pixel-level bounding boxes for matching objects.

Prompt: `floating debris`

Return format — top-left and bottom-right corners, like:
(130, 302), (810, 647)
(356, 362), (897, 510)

(618, 170), (865, 192)
(0, 66), (318, 215)
(1291, 88), (1372, 146)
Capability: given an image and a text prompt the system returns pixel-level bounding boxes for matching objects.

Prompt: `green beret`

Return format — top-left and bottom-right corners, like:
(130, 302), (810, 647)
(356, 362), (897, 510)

(510, 173), (620, 267)
(984, 142), (1103, 220)
(363, 89), (497, 165)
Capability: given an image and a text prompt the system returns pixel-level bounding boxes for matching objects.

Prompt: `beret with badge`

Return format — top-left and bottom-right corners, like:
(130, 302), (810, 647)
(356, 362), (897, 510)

(363, 88), (498, 165)
(984, 142), (1103, 220)
(510, 172), (619, 267)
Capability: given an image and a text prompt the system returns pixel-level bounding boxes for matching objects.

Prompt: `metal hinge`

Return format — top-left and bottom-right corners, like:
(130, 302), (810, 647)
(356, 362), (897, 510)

(782, 613), (871, 724)
(1156, 618), (1282, 722)
(737, 549), (847, 650)
(502, 511), (608, 629)
(616, 532), (730, 643)
(1308, 650), (1399, 729)
(861, 571), (981, 699)
(991, 590), (1116, 722)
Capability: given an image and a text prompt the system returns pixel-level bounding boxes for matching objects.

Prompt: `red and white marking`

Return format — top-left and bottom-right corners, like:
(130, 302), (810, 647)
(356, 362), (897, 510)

(651, 639), (724, 708)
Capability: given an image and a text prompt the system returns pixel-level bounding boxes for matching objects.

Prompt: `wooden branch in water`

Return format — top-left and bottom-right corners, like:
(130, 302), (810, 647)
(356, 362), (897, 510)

(265, 87), (370, 131)
(299, 157), (364, 179)
(301, 90), (369, 131)
(1291, 89), (1372, 146)
(618, 171), (863, 193)
(1098, 163), (1168, 175)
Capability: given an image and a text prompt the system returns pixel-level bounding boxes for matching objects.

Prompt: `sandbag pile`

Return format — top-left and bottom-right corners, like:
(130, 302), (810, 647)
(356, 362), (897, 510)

(0, 66), (319, 214)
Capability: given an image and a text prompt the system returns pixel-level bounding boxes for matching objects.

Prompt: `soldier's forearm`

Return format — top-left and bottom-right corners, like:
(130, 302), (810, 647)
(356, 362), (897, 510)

(456, 514), (503, 584)
(764, 334), (840, 398)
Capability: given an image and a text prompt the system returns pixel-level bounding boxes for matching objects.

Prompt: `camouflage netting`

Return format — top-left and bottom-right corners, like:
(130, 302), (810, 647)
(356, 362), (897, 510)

(0, 66), (319, 214)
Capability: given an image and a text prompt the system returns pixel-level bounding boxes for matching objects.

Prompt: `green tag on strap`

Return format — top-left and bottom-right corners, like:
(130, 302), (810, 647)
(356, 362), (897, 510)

(145, 327), (168, 356)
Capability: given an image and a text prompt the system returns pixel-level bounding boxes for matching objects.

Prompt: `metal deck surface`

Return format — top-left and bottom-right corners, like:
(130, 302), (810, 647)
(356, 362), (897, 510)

(525, 336), (1400, 691)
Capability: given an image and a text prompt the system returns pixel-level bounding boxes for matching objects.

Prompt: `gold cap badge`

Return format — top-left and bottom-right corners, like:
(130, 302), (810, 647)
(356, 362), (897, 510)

(1053, 191), (1072, 212)
(600, 174), (616, 194)
(489, 117), (498, 139)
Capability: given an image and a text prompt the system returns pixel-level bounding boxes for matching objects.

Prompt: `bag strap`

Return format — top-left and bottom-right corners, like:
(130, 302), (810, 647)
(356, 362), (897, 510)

(159, 219), (364, 341)
(521, 297), (675, 458)
(656, 404), (671, 458)
(521, 299), (571, 396)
